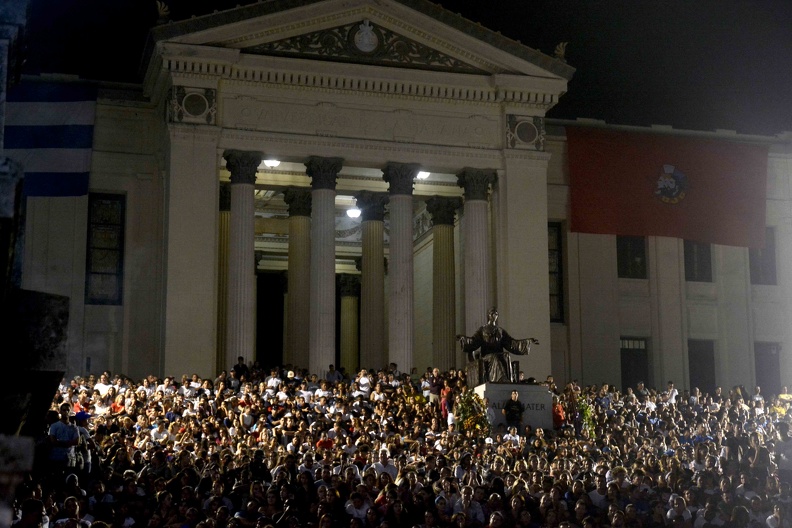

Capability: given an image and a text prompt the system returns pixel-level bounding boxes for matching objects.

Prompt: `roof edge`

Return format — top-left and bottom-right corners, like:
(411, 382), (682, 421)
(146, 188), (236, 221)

(140, 0), (575, 80)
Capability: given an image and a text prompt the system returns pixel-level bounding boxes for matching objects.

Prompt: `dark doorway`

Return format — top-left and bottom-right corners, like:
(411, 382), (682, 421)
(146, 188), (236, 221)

(688, 340), (716, 395)
(755, 342), (782, 398)
(256, 272), (285, 369)
(620, 337), (649, 393)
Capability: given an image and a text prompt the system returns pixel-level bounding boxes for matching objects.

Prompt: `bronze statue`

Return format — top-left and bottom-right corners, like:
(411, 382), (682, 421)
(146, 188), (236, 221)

(457, 307), (538, 384)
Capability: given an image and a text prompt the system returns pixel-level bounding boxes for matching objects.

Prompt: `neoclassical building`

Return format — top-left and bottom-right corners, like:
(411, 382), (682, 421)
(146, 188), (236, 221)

(14, 0), (792, 395)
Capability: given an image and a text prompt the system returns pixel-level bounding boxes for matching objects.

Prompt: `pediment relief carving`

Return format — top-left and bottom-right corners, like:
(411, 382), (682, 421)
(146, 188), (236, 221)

(241, 19), (487, 74)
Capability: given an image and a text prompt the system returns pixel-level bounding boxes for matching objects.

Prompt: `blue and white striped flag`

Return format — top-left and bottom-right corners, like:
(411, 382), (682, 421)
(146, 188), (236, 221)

(4, 79), (97, 196)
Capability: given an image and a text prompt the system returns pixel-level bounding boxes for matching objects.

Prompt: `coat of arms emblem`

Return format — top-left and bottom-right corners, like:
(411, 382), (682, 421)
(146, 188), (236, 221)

(655, 164), (687, 204)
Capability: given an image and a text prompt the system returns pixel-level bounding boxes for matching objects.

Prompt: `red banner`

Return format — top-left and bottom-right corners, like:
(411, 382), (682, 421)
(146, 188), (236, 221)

(566, 127), (769, 248)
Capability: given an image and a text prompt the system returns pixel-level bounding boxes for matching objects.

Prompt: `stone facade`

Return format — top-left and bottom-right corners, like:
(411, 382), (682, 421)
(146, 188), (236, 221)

(13, 0), (792, 395)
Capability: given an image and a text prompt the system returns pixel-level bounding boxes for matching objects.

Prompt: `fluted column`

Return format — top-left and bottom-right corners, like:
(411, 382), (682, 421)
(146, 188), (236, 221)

(458, 168), (497, 334)
(223, 150), (262, 365)
(216, 182), (231, 373)
(338, 274), (361, 375)
(306, 156), (343, 376)
(355, 191), (389, 370)
(282, 273), (289, 368)
(383, 162), (419, 374)
(426, 196), (463, 371)
(283, 187), (312, 371)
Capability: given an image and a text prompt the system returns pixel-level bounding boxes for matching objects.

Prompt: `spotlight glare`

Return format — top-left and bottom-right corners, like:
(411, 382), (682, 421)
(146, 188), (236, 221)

(416, 171), (430, 180)
(264, 159), (281, 168)
(347, 208), (361, 218)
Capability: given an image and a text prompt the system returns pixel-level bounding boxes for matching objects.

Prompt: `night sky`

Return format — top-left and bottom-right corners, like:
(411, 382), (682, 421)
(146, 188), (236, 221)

(21, 0), (792, 135)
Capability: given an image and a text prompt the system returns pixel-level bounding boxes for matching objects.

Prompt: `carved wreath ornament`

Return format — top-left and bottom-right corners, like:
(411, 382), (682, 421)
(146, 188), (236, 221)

(245, 20), (483, 73)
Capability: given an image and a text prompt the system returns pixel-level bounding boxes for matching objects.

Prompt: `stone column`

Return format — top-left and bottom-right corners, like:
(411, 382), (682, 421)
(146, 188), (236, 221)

(306, 156), (343, 376)
(281, 273), (288, 367)
(383, 162), (419, 374)
(223, 150), (261, 366)
(458, 168), (497, 334)
(426, 196), (463, 371)
(355, 191), (389, 370)
(216, 182), (231, 373)
(283, 187), (312, 371)
(338, 273), (361, 375)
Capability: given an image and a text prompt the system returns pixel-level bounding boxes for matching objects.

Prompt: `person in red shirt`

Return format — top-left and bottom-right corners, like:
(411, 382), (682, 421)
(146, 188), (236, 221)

(316, 430), (334, 451)
(552, 395), (566, 431)
(72, 390), (90, 414)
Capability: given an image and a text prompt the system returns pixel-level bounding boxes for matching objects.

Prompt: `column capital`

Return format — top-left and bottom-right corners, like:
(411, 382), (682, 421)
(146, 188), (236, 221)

(283, 186), (312, 217)
(305, 156), (343, 190)
(382, 162), (420, 195)
(457, 168), (497, 200)
(355, 191), (389, 222)
(223, 150), (262, 185)
(337, 273), (361, 297)
(426, 196), (463, 226)
(219, 182), (231, 211)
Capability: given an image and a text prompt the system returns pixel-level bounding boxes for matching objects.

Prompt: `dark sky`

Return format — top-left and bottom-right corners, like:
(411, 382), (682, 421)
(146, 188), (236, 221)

(21, 0), (792, 135)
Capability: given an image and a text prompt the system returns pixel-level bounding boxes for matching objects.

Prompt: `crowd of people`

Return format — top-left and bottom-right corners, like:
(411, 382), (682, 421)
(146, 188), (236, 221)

(12, 356), (792, 528)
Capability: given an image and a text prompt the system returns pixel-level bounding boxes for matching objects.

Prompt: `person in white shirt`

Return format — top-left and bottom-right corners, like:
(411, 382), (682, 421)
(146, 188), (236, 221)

(367, 449), (398, 480)
(665, 381), (678, 404)
(156, 377), (177, 396)
(386, 373), (401, 389)
(370, 383), (387, 403)
(357, 370), (372, 395)
(315, 381), (333, 400)
(298, 452), (318, 478)
(94, 374), (112, 397)
(350, 383), (367, 400)
(265, 369), (282, 390)
(503, 427), (521, 447)
(342, 436), (358, 456)
(150, 420), (170, 444)
(297, 381), (314, 401)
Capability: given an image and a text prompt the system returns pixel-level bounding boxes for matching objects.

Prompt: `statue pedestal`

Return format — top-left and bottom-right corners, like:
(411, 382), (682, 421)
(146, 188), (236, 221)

(473, 383), (553, 431)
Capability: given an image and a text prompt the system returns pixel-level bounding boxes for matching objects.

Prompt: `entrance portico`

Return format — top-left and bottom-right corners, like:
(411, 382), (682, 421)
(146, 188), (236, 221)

(153, 0), (571, 377)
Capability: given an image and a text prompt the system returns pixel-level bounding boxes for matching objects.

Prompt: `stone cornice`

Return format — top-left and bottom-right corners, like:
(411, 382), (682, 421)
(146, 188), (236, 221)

(157, 47), (561, 108)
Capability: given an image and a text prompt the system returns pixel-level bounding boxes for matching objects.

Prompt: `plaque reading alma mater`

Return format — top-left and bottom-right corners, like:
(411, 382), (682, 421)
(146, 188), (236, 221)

(459, 307), (552, 430)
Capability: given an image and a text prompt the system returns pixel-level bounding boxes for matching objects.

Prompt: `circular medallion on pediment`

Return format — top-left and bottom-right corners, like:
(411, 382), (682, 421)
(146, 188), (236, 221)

(352, 20), (379, 53)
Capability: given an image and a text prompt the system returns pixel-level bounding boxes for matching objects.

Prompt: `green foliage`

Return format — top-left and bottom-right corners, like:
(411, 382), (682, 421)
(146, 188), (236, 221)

(456, 390), (491, 438)
(577, 396), (595, 438)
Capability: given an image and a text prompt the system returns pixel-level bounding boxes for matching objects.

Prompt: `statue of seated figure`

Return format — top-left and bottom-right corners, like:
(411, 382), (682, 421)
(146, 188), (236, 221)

(457, 307), (538, 384)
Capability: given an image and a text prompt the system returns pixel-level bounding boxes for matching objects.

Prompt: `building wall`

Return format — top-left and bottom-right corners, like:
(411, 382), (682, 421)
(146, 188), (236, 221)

(22, 100), (164, 379)
(545, 130), (792, 395)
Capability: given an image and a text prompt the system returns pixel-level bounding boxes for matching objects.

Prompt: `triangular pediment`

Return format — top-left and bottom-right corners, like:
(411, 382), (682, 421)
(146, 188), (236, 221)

(241, 19), (487, 74)
(145, 0), (574, 80)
